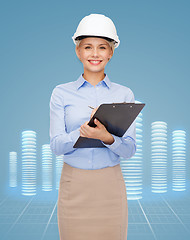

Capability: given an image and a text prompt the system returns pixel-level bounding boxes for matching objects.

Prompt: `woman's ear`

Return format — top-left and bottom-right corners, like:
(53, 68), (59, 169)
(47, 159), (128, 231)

(75, 46), (80, 60)
(109, 47), (114, 59)
(109, 50), (113, 61)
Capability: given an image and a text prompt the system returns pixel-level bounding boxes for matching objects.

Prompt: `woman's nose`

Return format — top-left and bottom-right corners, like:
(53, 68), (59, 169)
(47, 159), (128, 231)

(91, 48), (99, 57)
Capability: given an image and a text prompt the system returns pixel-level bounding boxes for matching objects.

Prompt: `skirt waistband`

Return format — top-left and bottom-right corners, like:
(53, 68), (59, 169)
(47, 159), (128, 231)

(62, 162), (124, 182)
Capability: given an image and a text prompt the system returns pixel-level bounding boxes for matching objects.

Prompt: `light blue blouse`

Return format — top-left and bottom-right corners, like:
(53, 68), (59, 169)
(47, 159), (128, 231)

(49, 73), (136, 170)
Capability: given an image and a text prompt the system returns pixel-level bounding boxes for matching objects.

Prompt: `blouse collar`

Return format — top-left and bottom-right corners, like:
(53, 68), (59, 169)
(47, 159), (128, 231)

(75, 73), (111, 90)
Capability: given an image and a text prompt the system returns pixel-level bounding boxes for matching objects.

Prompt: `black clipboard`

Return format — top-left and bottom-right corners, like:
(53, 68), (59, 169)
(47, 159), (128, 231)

(73, 102), (145, 148)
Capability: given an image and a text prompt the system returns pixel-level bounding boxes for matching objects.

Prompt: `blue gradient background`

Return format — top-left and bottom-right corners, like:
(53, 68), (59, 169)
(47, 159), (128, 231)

(0, 0), (190, 239)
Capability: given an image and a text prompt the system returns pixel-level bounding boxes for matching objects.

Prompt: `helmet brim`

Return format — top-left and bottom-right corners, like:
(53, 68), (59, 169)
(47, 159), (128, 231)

(75, 35), (117, 44)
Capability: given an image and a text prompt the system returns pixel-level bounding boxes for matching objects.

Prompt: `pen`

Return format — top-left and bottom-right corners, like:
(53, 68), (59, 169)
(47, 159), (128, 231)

(88, 105), (95, 110)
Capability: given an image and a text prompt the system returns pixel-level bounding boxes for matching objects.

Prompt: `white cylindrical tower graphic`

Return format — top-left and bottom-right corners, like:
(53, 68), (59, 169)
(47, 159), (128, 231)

(172, 130), (186, 191)
(151, 121), (167, 193)
(9, 151), (17, 187)
(56, 155), (64, 190)
(42, 144), (52, 191)
(22, 130), (36, 196)
(120, 100), (143, 200)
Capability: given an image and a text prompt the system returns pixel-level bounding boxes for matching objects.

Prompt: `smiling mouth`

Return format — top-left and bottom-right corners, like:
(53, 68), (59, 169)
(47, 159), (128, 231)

(88, 60), (102, 65)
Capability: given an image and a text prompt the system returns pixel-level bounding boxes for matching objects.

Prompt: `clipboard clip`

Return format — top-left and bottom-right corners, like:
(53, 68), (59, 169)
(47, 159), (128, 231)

(112, 102), (133, 108)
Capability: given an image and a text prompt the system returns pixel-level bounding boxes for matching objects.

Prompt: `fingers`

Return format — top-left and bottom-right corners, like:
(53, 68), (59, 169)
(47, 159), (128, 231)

(80, 121), (94, 137)
(80, 124), (87, 137)
(90, 107), (98, 118)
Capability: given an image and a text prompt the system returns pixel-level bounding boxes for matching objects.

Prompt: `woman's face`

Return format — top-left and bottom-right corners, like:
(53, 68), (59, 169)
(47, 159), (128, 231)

(75, 37), (113, 74)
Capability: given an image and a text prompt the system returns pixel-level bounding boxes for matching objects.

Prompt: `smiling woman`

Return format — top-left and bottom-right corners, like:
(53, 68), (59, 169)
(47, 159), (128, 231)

(50, 13), (136, 240)
(75, 37), (114, 86)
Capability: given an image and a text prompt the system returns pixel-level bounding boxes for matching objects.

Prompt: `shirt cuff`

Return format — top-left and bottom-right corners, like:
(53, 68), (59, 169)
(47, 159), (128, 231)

(124, 136), (137, 152)
(69, 127), (80, 144)
(101, 134), (122, 150)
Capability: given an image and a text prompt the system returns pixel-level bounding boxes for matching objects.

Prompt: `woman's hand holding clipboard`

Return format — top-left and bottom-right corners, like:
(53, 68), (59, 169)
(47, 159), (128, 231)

(74, 102), (145, 148)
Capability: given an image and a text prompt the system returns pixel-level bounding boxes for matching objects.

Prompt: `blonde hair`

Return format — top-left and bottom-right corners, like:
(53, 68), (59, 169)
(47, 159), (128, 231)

(76, 39), (115, 54)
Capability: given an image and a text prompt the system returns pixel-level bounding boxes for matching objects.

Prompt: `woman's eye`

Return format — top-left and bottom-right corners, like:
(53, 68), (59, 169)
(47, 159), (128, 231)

(84, 46), (106, 49)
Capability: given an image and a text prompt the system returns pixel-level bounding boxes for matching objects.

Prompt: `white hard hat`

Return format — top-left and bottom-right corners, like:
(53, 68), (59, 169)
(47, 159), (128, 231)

(72, 14), (120, 48)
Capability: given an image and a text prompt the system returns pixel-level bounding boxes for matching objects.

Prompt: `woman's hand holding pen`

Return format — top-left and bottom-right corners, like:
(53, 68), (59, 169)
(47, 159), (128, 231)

(79, 106), (115, 145)
(90, 107), (98, 119)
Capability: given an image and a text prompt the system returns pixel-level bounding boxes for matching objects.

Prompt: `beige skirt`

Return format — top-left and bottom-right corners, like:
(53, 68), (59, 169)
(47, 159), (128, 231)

(57, 162), (128, 240)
